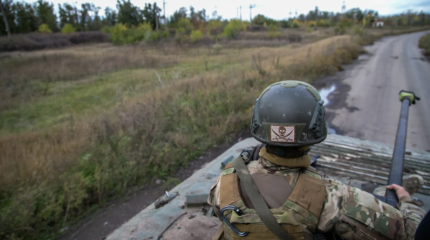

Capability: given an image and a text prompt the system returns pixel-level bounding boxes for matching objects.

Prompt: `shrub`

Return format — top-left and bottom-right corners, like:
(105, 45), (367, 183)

(0, 32), (108, 52)
(268, 24), (282, 38)
(61, 24), (76, 34)
(38, 24), (52, 33)
(223, 19), (242, 39)
(419, 33), (430, 55)
(178, 18), (193, 32)
(161, 30), (170, 39)
(190, 30), (203, 42)
(212, 44), (222, 54)
(292, 20), (300, 28)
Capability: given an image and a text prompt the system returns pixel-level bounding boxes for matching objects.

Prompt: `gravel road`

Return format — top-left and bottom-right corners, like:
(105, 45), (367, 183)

(321, 31), (430, 151)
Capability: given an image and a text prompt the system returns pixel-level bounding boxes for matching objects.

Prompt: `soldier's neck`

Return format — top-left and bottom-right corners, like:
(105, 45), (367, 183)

(260, 146), (311, 168)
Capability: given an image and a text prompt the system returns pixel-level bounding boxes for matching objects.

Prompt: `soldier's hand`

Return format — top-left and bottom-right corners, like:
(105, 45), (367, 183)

(387, 184), (411, 200)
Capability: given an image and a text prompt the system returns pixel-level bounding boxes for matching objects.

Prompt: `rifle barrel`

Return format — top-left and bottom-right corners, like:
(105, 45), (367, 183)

(386, 98), (410, 207)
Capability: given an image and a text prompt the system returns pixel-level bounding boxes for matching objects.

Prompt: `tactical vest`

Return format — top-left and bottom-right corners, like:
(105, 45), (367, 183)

(218, 163), (326, 240)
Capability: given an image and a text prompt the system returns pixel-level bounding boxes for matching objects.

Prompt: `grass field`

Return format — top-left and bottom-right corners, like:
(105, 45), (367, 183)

(0, 26), (428, 239)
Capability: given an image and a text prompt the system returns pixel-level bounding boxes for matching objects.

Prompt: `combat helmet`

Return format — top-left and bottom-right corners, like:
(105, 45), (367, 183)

(250, 80), (327, 147)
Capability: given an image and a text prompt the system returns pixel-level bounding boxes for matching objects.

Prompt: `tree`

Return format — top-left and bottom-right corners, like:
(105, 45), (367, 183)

(141, 3), (161, 30)
(223, 19), (242, 39)
(117, 0), (142, 27)
(36, 0), (57, 32)
(169, 7), (187, 28)
(0, 0), (14, 37)
(103, 7), (117, 26)
(13, 2), (38, 33)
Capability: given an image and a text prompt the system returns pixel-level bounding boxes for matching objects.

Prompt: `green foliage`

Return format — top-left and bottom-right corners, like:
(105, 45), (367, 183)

(353, 25), (364, 36)
(61, 23), (76, 34)
(36, 0), (58, 32)
(190, 30), (203, 42)
(107, 23), (159, 44)
(279, 20), (290, 28)
(268, 24), (282, 38)
(161, 30), (170, 39)
(419, 33), (430, 55)
(38, 23), (52, 33)
(169, 7), (187, 28)
(223, 19), (242, 39)
(141, 3), (161, 30)
(178, 18), (193, 32)
(252, 14), (277, 26)
(117, 0), (143, 27)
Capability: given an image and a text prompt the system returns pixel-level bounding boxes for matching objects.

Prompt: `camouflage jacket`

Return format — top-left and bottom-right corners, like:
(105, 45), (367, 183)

(208, 147), (426, 240)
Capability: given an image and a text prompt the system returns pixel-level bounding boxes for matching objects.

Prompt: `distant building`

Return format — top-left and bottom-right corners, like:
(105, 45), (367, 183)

(374, 19), (384, 27)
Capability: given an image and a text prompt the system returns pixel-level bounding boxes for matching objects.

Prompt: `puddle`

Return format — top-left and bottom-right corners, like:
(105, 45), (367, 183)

(319, 83), (335, 106)
(318, 83), (337, 134)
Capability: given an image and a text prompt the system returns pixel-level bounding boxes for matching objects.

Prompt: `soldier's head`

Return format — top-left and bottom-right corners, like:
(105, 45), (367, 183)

(250, 80), (327, 156)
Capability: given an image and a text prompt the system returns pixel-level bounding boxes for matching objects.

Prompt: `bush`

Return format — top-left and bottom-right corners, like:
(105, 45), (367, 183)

(223, 19), (242, 39)
(419, 33), (430, 55)
(0, 32), (108, 52)
(178, 18), (193, 32)
(161, 30), (170, 39)
(38, 23), (52, 33)
(190, 30), (203, 42)
(61, 24), (76, 34)
(292, 20), (300, 28)
(268, 24), (282, 39)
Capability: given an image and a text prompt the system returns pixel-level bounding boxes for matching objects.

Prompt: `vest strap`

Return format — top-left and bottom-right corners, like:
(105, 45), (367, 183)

(232, 156), (294, 240)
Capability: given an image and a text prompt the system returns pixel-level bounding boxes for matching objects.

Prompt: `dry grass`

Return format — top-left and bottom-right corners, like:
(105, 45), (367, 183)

(0, 27), (427, 239)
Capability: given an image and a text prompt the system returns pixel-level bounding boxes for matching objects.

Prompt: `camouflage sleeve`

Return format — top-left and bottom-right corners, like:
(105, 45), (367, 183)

(318, 179), (425, 240)
(207, 172), (222, 219)
(397, 196), (426, 239)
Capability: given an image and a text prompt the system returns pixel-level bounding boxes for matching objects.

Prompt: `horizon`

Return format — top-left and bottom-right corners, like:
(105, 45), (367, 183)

(20, 0), (430, 20)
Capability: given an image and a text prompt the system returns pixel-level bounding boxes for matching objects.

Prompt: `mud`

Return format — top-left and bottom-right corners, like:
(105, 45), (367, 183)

(57, 131), (252, 240)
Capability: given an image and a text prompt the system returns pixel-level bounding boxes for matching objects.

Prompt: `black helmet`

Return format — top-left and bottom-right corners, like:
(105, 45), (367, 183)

(250, 80), (327, 147)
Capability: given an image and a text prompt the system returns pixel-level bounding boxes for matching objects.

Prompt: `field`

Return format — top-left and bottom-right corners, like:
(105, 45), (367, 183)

(0, 26), (428, 239)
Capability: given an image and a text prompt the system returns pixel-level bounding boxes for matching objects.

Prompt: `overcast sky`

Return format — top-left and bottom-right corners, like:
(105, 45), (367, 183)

(26, 0), (430, 19)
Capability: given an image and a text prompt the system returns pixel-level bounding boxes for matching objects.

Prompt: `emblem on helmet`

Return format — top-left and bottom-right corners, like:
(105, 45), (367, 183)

(270, 125), (295, 143)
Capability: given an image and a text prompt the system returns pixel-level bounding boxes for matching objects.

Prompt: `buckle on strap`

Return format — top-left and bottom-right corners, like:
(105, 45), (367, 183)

(220, 205), (248, 237)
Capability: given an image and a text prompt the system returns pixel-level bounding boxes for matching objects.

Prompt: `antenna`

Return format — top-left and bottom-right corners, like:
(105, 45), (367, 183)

(289, 11), (292, 20)
(249, 4), (256, 28)
(240, 6), (242, 21)
(295, 9), (297, 19)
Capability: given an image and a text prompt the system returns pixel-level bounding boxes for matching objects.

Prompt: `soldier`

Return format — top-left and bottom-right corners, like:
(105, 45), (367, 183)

(207, 80), (426, 240)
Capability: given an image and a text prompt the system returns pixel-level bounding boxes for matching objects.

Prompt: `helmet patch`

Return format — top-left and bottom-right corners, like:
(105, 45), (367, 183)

(270, 125), (296, 143)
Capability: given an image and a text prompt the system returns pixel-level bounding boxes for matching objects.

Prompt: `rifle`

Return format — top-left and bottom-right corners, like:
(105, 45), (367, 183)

(374, 90), (420, 207)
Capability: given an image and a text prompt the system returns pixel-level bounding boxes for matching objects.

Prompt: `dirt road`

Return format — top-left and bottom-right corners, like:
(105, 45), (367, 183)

(321, 31), (430, 151)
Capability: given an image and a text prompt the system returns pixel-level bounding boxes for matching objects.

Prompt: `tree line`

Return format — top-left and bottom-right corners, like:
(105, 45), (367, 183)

(1, 0), (430, 38)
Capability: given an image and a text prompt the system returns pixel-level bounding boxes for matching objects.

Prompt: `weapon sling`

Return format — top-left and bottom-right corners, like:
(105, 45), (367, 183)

(232, 156), (294, 240)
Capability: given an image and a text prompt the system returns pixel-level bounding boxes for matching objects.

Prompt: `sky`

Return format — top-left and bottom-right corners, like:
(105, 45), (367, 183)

(26, 0), (430, 19)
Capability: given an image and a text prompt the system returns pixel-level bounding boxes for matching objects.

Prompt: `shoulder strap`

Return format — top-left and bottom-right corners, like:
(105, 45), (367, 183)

(232, 156), (294, 240)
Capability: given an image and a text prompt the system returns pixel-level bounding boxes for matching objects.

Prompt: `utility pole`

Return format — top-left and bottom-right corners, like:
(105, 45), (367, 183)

(295, 9), (297, 19)
(249, 4), (255, 29)
(314, 6), (318, 30)
(163, 0), (166, 31)
(154, 3), (159, 32)
(240, 6), (242, 21)
(237, 7), (238, 19)
(289, 11), (292, 20)
(0, 0), (10, 38)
